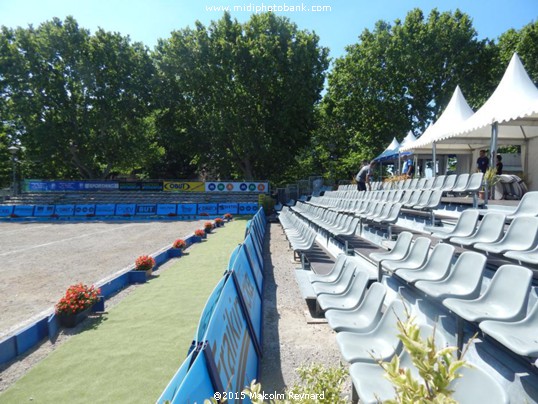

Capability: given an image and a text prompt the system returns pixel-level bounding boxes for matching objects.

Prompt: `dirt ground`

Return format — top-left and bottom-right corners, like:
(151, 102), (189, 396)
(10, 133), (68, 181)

(0, 220), (351, 399)
(0, 220), (207, 339)
(260, 223), (352, 399)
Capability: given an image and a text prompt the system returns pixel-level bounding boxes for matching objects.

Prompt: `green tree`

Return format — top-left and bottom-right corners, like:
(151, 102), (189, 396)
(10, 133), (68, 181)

(153, 12), (329, 181)
(0, 17), (160, 179)
(497, 20), (538, 84)
(309, 9), (498, 181)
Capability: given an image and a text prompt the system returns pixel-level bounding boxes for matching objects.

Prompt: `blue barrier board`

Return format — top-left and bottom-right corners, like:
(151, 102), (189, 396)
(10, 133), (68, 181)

(115, 204), (136, 216)
(136, 204), (157, 215)
(54, 204), (75, 216)
(34, 205), (55, 216)
(13, 205), (34, 217)
(0, 205), (14, 216)
(197, 203), (218, 215)
(157, 204), (177, 215)
(177, 204), (197, 215)
(74, 204), (96, 216)
(218, 203), (238, 214)
(238, 203), (258, 214)
(94, 204), (115, 216)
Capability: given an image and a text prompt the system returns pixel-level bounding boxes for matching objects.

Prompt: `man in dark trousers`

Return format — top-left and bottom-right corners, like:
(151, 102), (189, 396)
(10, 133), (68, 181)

(356, 160), (376, 191)
(476, 150), (489, 173)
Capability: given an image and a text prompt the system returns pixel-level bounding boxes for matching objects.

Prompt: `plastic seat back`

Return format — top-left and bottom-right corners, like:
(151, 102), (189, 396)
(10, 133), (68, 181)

(507, 191), (538, 219)
(413, 189), (433, 208)
(378, 203), (402, 224)
(478, 216), (538, 253)
(442, 174), (458, 191)
(423, 189), (443, 209)
(464, 172), (484, 192)
(370, 231), (413, 263)
(415, 251), (487, 300)
(452, 173), (470, 192)
(436, 210), (479, 238)
(416, 178), (427, 189)
(450, 212), (506, 246)
(404, 190), (423, 208)
(450, 366), (509, 404)
(432, 175), (446, 190)
(474, 265), (532, 319)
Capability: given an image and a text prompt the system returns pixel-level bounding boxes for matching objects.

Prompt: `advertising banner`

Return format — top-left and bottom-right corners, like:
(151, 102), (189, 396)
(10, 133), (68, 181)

(230, 246), (263, 348)
(238, 202), (259, 214)
(195, 276), (228, 343)
(163, 181), (205, 192)
(94, 204), (115, 216)
(118, 182), (163, 191)
(156, 204), (177, 215)
(33, 205), (55, 216)
(197, 203), (218, 215)
(177, 204), (197, 215)
(14, 205), (34, 216)
(164, 349), (216, 404)
(0, 206), (14, 216)
(205, 182), (269, 193)
(156, 351), (197, 404)
(74, 204), (96, 216)
(135, 204), (157, 215)
(54, 204), (75, 216)
(115, 204), (136, 215)
(217, 203), (238, 214)
(202, 279), (258, 403)
(24, 180), (118, 192)
(243, 234), (263, 293)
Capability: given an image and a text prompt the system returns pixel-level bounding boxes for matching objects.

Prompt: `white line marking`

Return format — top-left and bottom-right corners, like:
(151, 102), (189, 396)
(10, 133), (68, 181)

(0, 223), (146, 257)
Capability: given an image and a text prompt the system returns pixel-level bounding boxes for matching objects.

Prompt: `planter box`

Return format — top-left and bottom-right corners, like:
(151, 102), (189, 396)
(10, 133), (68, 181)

(57, 307), (91, 328)
(129, 269), (152, 284)
(168, 248), (183, 258)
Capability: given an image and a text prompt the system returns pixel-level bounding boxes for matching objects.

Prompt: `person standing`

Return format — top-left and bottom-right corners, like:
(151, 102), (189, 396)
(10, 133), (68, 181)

(496, 155), (503, 175)
(356, 160), (369, 191)
(476, 150), (489, 173)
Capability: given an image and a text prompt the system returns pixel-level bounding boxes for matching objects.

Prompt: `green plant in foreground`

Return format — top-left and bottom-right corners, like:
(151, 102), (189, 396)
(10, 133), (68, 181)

(380, 315), (469, 404)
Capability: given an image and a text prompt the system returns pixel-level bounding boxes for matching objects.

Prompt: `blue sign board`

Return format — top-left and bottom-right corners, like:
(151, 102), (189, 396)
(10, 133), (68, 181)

(14, 205), (34, 217)
(34, 205), (55, 216)
(115, 204), (136, 216)
(157, 204), (177, 215)
(74, 204), (96, 216)
(218, 203), (238, 214)
(195, 276), (228, 343)
(238, 202), (258, 214)
(94, 204), (115, 216)
(177, 204), (197, 215)
(0, 206), (14, 216)
(136, 204), (157, 215)
(202, 279), (258, 403)
(197, 203), (218, 215)
(54, 204), (75, 216)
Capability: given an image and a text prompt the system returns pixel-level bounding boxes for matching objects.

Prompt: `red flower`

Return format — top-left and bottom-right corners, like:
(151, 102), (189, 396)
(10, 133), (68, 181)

(194, 229), (205, 237)
(55, 283), (100, 316)
(215, 218), (224, 225)
(172, 239), (186, 249)
(135, 255), (155, 271)
(204, 221), (213, 230)
(224, 213), (233, 220)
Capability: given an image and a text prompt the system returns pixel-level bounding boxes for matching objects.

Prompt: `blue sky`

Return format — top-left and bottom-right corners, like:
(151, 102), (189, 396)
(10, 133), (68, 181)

(0, 0), (536, 62)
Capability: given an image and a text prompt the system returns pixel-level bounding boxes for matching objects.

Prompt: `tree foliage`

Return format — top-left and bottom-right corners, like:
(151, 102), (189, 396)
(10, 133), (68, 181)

(303, 9), (499, 182)
(497, 20), (538, 85)
(0, 17), (159, 179)
(153, 12), (329, 181)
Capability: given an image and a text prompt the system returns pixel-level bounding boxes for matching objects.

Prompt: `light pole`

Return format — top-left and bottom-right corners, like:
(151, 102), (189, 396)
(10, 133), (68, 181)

(8, 145), (19, 196)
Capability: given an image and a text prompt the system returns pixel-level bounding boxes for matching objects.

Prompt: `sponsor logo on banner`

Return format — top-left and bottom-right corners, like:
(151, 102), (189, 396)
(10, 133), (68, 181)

(95, 204), (115, 216)
(0, 206), (14, 216)
(163, 181), (204, 192)
(198, 203), (218, 215)
(14, 205), (34, 216)
(83, 182), (118, 190)
(55, 205), (75, 216)
(157, 204), (177, 215)
(136, 204), (157, 215)
(239, 202), (258, 214)
(218, 203), (238, 214)
(177, 204), (197, 215)
(34, 205), (55, 216)
(75, 204), (96, 216)
(115, 204), (136, 215)
(203, 279), (258, 400)
(205, 181), (269, 193)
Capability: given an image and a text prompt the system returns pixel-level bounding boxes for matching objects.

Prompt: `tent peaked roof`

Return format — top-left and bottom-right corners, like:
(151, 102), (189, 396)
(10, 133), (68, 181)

(438, 53), (538, 142)
(374, 137), (400, 161)
(400, 85), (474, 151)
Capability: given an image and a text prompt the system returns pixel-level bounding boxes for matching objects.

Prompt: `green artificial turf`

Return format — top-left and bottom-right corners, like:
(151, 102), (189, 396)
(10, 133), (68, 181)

(0, 219), (247, 404)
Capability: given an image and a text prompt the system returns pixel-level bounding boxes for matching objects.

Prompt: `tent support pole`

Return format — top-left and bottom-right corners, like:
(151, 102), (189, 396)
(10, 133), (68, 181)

(432, 142), (437, 177)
